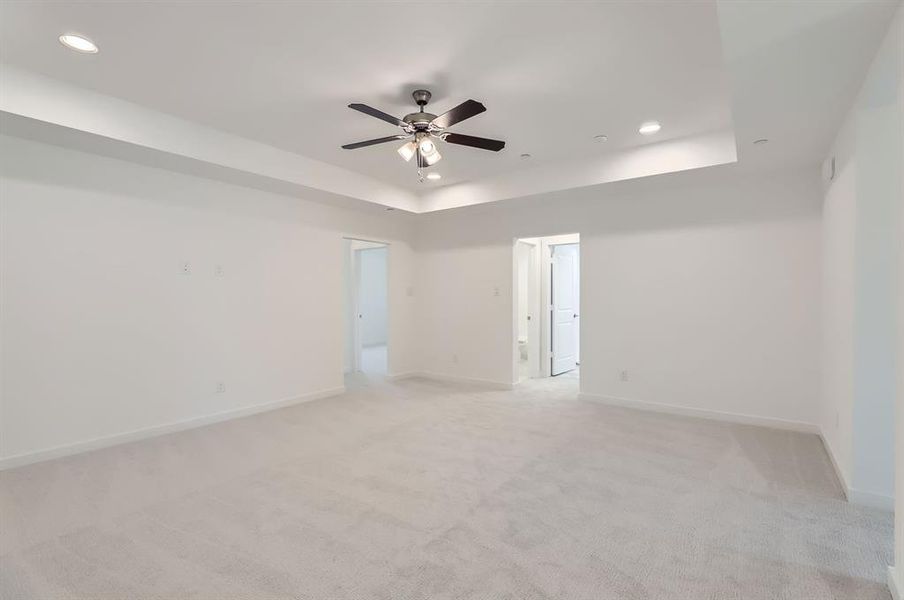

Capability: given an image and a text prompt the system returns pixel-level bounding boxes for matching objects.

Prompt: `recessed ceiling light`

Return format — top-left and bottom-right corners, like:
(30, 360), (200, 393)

(59, 34), (99, 54)
(426, 172), (441, 180)
(594, 134), (608, 142)
(638, 121), (661, 135)
(520, 153), (531, 160)
(753, 138), (769, 145)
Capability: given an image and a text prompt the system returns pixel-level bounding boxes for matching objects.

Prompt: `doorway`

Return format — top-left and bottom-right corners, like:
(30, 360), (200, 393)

(513, 234), (580, 382)
(343, 238), (388, 377)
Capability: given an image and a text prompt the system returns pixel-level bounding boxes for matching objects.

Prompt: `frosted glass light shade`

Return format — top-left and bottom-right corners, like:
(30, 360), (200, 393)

(397, 141), (417, 162)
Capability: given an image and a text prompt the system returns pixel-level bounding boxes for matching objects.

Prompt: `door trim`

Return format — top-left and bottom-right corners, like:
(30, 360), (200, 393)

(516, 234), (578, 380)
(342, 236), (390, 378)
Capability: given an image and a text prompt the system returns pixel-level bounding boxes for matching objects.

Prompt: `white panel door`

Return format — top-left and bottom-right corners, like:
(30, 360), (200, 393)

(551, 245), (578, 375)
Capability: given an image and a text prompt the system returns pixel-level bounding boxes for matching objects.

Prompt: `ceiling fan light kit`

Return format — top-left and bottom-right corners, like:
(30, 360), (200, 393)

(397, 140), (417, 162)
(342, 89), (505, 180)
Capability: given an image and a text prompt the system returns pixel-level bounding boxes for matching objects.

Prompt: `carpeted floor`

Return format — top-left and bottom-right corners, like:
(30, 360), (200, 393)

(0, 374), (894, 599)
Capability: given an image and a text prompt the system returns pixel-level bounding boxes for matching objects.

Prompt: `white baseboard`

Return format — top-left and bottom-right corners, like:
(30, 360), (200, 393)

(385, 371), (419, 381)
(389, 371), (513, 390)
(818, 431), (850, 500)
(818, 431), (895, 511)
(0, 386), (345, 471)
(847, 488), (895, 512)
(890, 567), (902, 600)
(578, 393), (899, 509)
(578, 392), (820, 434)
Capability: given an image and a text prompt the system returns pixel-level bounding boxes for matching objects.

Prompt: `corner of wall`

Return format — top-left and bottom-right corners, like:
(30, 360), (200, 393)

(818, 429), (850, 500)
(889, 566), (902, 600)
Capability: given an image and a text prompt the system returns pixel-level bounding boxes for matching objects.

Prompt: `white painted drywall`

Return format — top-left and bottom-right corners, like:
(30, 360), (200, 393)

(415, 166), (822, 428)
(821, 117), (857, 489)
(821, 4), (902, 510)
(342, 238), (354, 373)
(419, 130), (738, 212)
(0, 66), (419, 212)
(0, 134), (418, 466)
(896, 128), (904, 595)
(890, 5), (903, 591)
(357, 247), (388, 347)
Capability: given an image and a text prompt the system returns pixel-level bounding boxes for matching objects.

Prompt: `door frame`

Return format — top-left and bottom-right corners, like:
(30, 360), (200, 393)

(342, 236), (390, 376)
(512, 234), (579, 382)
(512, 239), (542, 382)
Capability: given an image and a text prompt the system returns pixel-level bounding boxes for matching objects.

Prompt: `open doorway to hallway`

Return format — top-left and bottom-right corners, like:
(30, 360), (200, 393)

(343, 238), (388, 378)
(513, 234), (580, 383)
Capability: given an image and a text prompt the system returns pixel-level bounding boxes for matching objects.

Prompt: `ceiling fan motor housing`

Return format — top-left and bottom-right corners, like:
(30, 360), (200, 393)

(412, 89), (432, 106)
(403, 111), (438, 130)
(404, 90), (437, 131)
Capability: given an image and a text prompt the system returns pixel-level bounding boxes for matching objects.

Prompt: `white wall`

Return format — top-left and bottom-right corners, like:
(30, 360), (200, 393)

(0, 135), (418, 467)
(342, 239), (354, 372)
(821, 4), (902, 511)
(821, 119), (857, 490)
(357, 247), (388, 347)
(0, 134), (826, 472)
(896, 160), (904, 597)
(889, 5), (903, 594)
(415, 166), (822, 429)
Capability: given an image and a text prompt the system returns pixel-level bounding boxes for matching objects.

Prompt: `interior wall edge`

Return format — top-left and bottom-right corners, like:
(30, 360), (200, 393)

(821, 437), (896, 512)
(819, 430), (851, 501)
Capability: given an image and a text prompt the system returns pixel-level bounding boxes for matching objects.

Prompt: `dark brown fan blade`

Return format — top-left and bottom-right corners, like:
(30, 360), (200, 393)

(443, 133), (505, 152)
(348, 103), (407, 128)
(342, 135), (408, 150)
(431, 99), (486, 129)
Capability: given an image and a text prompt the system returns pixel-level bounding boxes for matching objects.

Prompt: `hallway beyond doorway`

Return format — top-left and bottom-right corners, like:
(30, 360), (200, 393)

(361, 344), (387, 375)
(343, 238), (389, 378)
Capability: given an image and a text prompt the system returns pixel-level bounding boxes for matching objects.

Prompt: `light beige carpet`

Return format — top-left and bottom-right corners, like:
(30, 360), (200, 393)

(0, 374), (894, 599)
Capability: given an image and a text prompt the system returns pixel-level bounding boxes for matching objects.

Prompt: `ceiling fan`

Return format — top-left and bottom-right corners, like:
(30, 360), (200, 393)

(341, 90), (505, 173)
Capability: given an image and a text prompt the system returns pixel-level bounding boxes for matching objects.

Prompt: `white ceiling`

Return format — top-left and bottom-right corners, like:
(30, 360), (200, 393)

(0, 0), (899, 209)
(0, 1), (732, 191)
(717, 0), (900, 172)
